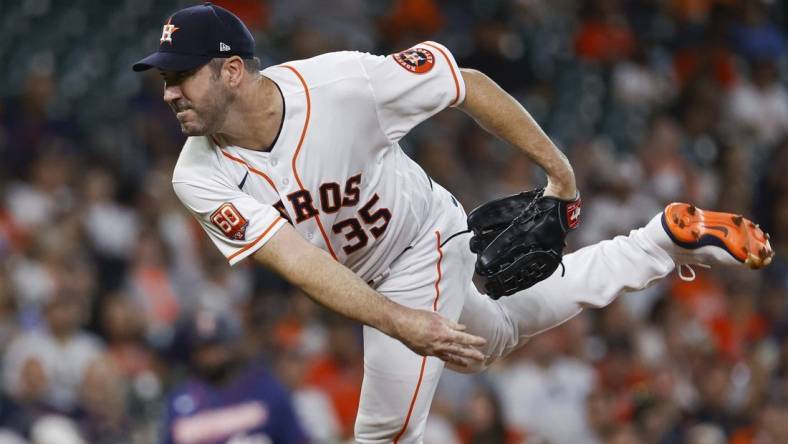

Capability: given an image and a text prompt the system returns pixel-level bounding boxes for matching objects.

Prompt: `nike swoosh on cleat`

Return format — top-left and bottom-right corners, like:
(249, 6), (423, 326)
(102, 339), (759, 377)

(702, 225), (729, 237)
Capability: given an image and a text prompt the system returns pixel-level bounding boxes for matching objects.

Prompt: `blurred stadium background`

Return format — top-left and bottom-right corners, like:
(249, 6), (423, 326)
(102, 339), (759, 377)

(1, 0), (787, 443)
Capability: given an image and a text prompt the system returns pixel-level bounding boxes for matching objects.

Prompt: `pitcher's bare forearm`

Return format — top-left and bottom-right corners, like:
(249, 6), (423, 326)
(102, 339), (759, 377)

(252, 224), (486, 365)
(253, 224), (401, 334)
(458, 68), (576, 199)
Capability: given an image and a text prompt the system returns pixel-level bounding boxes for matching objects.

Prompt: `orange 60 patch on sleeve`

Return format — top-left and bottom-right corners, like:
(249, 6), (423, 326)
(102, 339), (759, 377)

(210, 203), (249, 240)
(393, 47), (435, 74)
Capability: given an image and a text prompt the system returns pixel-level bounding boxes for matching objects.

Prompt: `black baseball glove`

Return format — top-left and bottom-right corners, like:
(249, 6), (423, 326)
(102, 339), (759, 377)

(467, 188), (582, 299)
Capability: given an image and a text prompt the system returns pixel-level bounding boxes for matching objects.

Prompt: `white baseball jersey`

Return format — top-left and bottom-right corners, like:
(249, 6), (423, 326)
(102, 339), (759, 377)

(169, 39), (681, 443)
(172, 41), (466, 283)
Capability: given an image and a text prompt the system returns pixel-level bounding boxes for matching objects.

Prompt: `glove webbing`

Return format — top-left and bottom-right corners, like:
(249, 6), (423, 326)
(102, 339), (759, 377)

(507, 189), (566, 278)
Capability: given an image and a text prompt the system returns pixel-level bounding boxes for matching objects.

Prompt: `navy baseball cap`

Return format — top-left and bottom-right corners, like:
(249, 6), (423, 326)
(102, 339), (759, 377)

(133, 2), (255, 72)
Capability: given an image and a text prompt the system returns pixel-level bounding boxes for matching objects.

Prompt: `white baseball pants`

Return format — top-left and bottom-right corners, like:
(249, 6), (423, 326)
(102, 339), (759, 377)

(353, 184), (675, 443)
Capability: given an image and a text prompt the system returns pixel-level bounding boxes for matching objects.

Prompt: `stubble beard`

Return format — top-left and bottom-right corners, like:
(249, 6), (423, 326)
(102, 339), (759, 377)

(179, 85), (235, 137)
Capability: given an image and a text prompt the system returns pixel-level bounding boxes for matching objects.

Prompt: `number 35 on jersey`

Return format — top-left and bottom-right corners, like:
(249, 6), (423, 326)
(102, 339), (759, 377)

(275, 172), (392, 255)
(212, 172), (391, 255)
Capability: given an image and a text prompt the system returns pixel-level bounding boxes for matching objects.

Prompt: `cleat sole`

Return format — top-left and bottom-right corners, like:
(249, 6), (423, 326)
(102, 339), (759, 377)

(663, 203), (774, 268)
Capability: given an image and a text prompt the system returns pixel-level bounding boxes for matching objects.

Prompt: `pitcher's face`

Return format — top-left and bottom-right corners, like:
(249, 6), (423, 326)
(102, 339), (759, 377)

(161, 64), (233, 136)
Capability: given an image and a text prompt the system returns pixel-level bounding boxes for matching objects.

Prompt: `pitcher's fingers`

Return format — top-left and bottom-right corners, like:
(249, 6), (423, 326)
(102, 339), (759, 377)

(450, 330), (487, 347)
(437, 351), (469, 368)
(445, 319), (467, 331)
(440, 343), (485, 362)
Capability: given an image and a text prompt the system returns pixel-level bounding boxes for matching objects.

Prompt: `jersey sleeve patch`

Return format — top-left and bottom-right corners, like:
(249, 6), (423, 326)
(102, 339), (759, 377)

(392, 47), (435, 74)
(210, 203), (249, 241)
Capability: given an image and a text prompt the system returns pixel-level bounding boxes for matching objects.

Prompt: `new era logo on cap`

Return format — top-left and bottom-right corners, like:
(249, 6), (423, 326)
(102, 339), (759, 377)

(219, 42), (231, 52)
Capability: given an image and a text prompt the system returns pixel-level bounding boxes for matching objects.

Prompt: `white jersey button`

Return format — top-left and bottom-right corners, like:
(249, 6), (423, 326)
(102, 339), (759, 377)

(270, 158), (278, 166)
(282, 178), (289, 186)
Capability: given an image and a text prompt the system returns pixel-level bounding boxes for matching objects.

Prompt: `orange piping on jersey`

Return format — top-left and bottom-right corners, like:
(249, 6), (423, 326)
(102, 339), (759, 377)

(393, 231), (443, 443)
(227, 217), (283, 262)
(432, 231), (443, 310)
(422, 42), (461, 107)
(395, 357), (427, 443)
(219, 149), (279, 192)
(278, 66), (310, 191)
(279, 64), (339, 260)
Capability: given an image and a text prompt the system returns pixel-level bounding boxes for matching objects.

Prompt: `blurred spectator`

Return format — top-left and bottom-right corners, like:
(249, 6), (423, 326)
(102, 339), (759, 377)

(212, 0), (269, 33)
(685, 357), (742, 436)
(380, 0), (445, 48)
(127, 229), (182, 349)
(93, 293), (161, 442)
(3, 291), (102, 415)
(595, 336), (650, 426)
(4, 149), (74, 237)
(271, 290), (328, 358)
(611, 43), (675, 110)
(80, 167), (138, 260)
(606, 424), (643, 444)
(0, 269), (18, 353)
(30, 414), (87, 444)
(270, 0), (377, 53)
(424, 414), (461, 444)
(706, 277), (768, 362)
(586, 385), (618, 441)
(634, 396), (682, 444)
(575, 0), (635, 64)
(163, 309), (306, 444)
(730, 1), (786, 63)
(79, 167), (139, 292)
(77, 357), (132, 444)
(672, 5), (739, 93)
(276, 349), (341, 443)
(683, 423), (727, 444)
(0, 428), (27, 444)
(269, 292), (340, 442)
(1, 65), (74, 180)
(637, 115), (702, 204)
(100, 294), (158, 380)
(455, 383), (523, 444)
(496, 325), (596, 443)
(730, 400), (788, 444)
(137, 165), (207, 302)
(716, 142), (756, 215)
(302, 316), (364, 440)
(725, 58), (788, 148)
(97, 292), (164, 441)
(460, 20), (532, 93)
(754, 138), (788, 263)
(635, 298), (702, 412)
(575, 140), (661, 246)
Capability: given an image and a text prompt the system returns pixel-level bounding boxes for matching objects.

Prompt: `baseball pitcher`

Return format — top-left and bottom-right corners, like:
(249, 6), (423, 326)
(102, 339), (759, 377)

(133, 3), (773, 443)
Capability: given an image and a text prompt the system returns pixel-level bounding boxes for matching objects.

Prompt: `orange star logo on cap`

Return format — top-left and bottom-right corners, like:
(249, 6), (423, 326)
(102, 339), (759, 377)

(160, 17), (179, 44)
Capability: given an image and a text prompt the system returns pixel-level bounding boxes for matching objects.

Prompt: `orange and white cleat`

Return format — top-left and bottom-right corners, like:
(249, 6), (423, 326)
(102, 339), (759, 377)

(661, 203), (774, 280)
